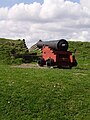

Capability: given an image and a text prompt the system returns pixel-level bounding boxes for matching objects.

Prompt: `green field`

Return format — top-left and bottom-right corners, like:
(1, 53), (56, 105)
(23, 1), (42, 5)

(0, 40), (90, 120)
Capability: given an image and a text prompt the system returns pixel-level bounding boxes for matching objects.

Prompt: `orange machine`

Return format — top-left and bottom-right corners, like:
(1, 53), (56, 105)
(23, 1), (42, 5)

(37, 39), (77, 68)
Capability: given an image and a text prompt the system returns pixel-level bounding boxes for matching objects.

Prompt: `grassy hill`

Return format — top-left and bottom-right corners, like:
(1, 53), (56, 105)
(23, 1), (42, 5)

(0, 38), (90, 66)
(68, 41), (90, 68)
(0, 39), (90, 120)
(0, 38), (29, 64)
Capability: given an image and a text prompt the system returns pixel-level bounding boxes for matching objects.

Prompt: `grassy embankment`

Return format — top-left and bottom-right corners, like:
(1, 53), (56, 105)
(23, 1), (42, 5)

(0, 38), (28, 64)
(0, 39), (90, 120)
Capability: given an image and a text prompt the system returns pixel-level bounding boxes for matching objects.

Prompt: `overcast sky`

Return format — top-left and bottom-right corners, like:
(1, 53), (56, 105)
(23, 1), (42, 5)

(0, 0), (90, 47)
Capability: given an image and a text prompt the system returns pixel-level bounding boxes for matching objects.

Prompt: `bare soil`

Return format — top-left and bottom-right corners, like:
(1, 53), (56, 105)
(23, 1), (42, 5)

(11, 63), (46, 68)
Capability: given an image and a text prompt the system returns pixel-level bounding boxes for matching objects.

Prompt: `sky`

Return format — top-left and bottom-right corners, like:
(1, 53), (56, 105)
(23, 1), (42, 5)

(0, 0), (43, 7)
(0, 0), (80, 7)
(0, 0), (90, 47)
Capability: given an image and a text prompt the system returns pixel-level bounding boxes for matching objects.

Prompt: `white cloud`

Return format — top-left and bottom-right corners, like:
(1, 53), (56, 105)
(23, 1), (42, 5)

(8, 2), (41, 21)
(80, 0), (90, 9)
(0, 0), (90, 48)
(0, 7), (8, 20)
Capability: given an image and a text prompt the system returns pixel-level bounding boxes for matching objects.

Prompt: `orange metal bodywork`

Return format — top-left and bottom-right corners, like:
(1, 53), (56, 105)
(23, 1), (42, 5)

(42, 46), (75, 67)
(42, 46), (56, 62)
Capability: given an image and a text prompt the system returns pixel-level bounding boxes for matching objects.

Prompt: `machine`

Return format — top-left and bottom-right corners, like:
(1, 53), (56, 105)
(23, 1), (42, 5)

(36, 39), (77, 68)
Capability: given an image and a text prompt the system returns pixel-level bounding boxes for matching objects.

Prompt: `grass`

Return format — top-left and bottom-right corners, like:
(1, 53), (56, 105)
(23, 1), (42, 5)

(0, 38), (28, 64)
(0, 63), (90, 120)
(0, 41), (90, 120)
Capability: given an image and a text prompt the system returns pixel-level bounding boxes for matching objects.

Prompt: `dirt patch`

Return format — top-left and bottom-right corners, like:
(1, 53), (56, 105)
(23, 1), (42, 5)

(11, 63), (47, 68)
